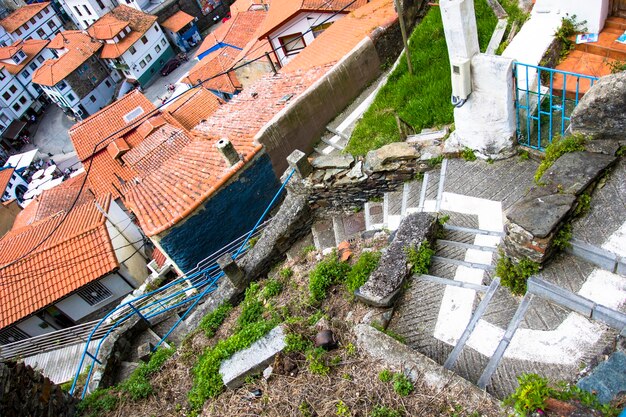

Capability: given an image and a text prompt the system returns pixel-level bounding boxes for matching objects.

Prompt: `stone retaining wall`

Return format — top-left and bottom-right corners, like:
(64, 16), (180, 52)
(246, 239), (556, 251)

(0, 361), (77, 417)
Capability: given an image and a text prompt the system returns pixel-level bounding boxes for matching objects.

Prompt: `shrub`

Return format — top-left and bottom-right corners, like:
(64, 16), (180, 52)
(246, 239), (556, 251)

(77, 389), (119, 417)
(405, 241), (435, 275)
(378, 369), (393, 382)
(534, 134), (586, 183)
(199, 302), (232, 338)
(309, 255), (351, 303)
(461, 147), (477, 161)
(392, 373), (414, 396)
(336, 400), (350, 417)
(307, 347), (330, 375)
(346, 251), (381, 293)
(554, 15), (587, 58)
(284, 333), (312, 353)
(496, 255), (540, 295)
(261, 278), (283, 299)
(371, 405), (402, 417)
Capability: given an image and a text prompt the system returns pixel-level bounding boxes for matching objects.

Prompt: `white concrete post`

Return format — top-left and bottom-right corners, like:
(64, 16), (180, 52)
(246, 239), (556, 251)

(440, 0), (480, 62)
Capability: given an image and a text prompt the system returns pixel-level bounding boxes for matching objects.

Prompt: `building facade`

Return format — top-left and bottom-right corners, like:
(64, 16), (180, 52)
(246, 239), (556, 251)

(61, 0), (116, 30)
(160, 10), (201, 52)
(0, 2), (63, 41)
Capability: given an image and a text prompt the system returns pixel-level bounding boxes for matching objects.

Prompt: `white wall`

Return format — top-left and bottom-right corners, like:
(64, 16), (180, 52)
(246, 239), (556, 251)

(15, 315), (56, 337)
(77, 74), (118, 115)
(267, 11), (344, 67)
(0, 76), (32, 119)
(55, 274), (134, 322)
(20, 48), (57, 99)
(118, 23), (171, 82)
(534, 0), (610, 34)
(63, 0), (116, 30)
(10, 5), (62, 41)
(1, 170), (28, 201)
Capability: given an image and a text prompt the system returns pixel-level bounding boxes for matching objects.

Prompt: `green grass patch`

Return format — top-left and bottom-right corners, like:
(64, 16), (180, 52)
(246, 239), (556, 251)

(309, 254), (351, 303)
(346, 251), (381, 293)
(534, 135), (586, 183)
(405, 241), (435, 275)
(347, 0), (497, 155)
(199, 302), (233, 338)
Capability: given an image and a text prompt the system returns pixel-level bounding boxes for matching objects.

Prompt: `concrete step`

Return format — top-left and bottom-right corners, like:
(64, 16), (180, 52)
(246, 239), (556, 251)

(431, 255), (496, 272)
(312, 219), (336, 250)
(437, 239), (497, 253)
(443, 224), (505, 237)
(365, 201), (384, 230)
(573, 31), (626, 61)
(418, 274), (490, 292)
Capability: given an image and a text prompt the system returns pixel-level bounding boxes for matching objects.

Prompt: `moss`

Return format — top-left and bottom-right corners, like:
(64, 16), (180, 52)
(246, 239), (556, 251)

(534, 134), (586, 183)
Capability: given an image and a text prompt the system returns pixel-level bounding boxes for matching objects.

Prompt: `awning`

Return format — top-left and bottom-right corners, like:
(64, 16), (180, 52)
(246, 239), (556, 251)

(1, 120), (27, 141)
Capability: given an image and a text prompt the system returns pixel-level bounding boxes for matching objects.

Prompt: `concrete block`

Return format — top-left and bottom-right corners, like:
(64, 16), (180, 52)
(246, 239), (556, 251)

(217, 253), (246, 290)
(287, 150), (313, 178)
(137, 342), (153, 363)
(219, 326), (286, 389)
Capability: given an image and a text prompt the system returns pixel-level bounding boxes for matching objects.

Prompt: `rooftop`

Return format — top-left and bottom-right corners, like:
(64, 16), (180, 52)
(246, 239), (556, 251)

(87, 5), (157, 59)
(0, 167), (14, 192)
(164, 87), (223, 131)
(1, 39), (49, 76)
(32, 32), (102, 86)
(0, 2), (49, 33)
(230, 0), (270, 14)
(160, 10), (194, 33)
(184, 48), (242, 93)
(0, 44), (22, 60)
(196, 10), (268, 58)
(258, 0), (366, 39)
(0, 195), (118, 329)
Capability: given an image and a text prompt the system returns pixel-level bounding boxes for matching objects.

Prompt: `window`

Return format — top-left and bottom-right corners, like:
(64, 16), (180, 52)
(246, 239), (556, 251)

(279, 33), (305, 55)
(36, 12), (43, 19)
(23, 22), (29, 30)
(0, 113), (8, 124)
(2, 92), (10, 101)
(15, 28), (21, 36)
(37, 28), (45, 37)
(139, 59), (146, 68)
(18, 51), (25, 58)
(155, 44), (161, 53)
(30, 17), (36, 24)
(19, 96), (27, 104)
(67, 93), (75, 101)
(9, 85), (17, 94)
(21, 71), (29, 79)
(96, 0), (105, 9)
(0, 71), (4, 81)
(73, 6), (83, 16)
(129, 45), (136, 54)
(77, 281), (113, 305)
(91, 75), (97, 83)
(37, 56), (44, 63)
(29, 62), (37, 71)
(57, 80), (67, 89)
(161, 38), (166, 46)
(83, 5), (91, 15)
(141, 36), (147, 44)
(48, 20), (56, 29)
(105, 79), (111, 87)
(12, 102), (20, 111)
(89, 95), (96, 102)
(155, 25), (159, 32)
(145, 53), (152, 63)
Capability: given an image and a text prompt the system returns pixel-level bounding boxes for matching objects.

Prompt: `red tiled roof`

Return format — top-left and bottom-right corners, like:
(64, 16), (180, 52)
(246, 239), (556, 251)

(230, 0), (270, 14)
(1, 39), (49, 76)
(32, 32), (101, 86)
(0, 44), (22, 60)
(152, 246), (167, 268)
(196, 10), (267, 59)
(284, 0), (396, 72)
(160, 10), (194, 32)
(122, 124), (193, 173)
(184, 48), (242, 93)
(0, 167), (14, 192)
(165, 88), (223, 130)
(0, 195), (118, 328)
(69, 89), (157, 161)
(258, 0), (365, 39)
(10, 199), (39, 230)
(88, 6), (157, 59)
(0, 2), (49, 33)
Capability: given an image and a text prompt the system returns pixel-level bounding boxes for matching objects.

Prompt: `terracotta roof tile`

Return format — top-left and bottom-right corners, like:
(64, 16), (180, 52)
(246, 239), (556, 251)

(0, 44), (22, 60)
(88, 6), (157, 59)
(164, 87), (223, 130)
(122, 124), (193, 173)
(258, 0), (365, 38)
(0, 167), (14, 192)
(31, 173), (94, 221)
(11, 199), (39, 230)
(160, 10), (194, 32)
(1, 39), (49, 76)
(0, 2), (49, 33)
(184, 48), (242, 93)
(284, 0), (396, 72)
(32, 32), (101, 86)
(230, 0), (271, 14)
(0, 195), (119, 328)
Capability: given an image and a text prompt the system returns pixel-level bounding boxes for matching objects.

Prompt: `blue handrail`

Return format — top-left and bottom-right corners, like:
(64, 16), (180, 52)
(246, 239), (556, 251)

(70, 168), (296, 398)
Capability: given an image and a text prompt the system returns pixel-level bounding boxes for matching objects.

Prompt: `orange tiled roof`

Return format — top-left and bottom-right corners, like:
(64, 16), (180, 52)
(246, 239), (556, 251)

(284, 0), (396, 72)
(10, 199), (39, 230)
(69, 89), (157, 161)
(0, 2), (49, 33)
(1, 39), (49, 76)
(184, 48), (242, 93)
(32, 32), (101, 86)
(160, 10), (194, 32)
(0, 167), (14, 192)
(0, 195), (119, 328)
(230, 0), (270, 14)
(164, 87), (223, 130)
(122, 124), (194, 173)
(88, 6), (157, 59)
(258, 0), (365, 39)
(196, 10), (267, 59)
(0, 44), (22, 60)
(126, 65), (330, 236)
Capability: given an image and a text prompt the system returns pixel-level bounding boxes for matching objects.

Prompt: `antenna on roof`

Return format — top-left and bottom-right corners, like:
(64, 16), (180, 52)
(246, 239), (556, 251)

(60, 32), (70, 44)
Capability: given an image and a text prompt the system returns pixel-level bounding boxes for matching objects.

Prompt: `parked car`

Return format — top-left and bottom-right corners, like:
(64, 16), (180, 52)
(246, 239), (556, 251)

(161, 58), (181, 76)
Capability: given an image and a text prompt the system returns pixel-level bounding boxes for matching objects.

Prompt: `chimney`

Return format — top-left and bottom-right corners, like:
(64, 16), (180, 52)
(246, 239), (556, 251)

(216, 138), (240, 167)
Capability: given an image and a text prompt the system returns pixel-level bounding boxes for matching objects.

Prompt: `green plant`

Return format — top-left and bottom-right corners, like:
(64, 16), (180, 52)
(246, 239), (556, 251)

(496, 255), (540, 296)
(617, 145), (626, 157)
(199, 302), (232, 338)
(118, 346), (175, 400)
(336, 400), (351, 417)
(428, 155), (444, 167)
(262, 278), (283, 299)
(519, 150), (530, 161)
(552, 223), (572, 251)
(247, 236), (259, 248)
(307, 347), (330, 375)
(437, 214), (450, 226)
(504, 373), (552, 415)
(344, 342), (357, 356)
(405, 241), (434, 275)
(299, 401), (313, 417)
(371, 405), (402, 417)
(608, 60), (626, 74)
(534, 134), (586, 183)
(308, 255), (351, 303)
(392, 373), (414, 396)
(301, 245), (316, 256)
(372, 323), (406, 344)
(552, 383), (619, 417)
(236, 283), (265, 330)
(554, 15), (587, 58)
(280, 267), (294, 279)
(461, 147), (477, 161)
(378, 369), (393, 382)
(284, 333), (312, 353)
(346, 251), (381, 293)
(573, 193), (591, 217)
(77, 388), (119, 417)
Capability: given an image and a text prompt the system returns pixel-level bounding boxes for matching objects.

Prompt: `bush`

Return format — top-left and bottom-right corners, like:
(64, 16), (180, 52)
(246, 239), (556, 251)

(496, 255), (540, 295)
(378, 369), (393, 382)
(279, 267), (294, 279)
(371, 405), (402, 417)
(346, 251), (381, 293)
(392, 373), (414, 396)
(199, 302), (232, 338)
(405, 241), (434, 275)
(284, 333), (312, 353)
(534, 134), (586, 183)
(309, 255), (351, 303)
(307, 347), (330, 375)
(261, 278), (283, 299)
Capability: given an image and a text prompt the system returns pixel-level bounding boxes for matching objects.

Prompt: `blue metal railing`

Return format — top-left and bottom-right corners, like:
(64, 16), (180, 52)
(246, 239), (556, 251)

(514, 63), (599, 151)
(70, 169), (296, 398)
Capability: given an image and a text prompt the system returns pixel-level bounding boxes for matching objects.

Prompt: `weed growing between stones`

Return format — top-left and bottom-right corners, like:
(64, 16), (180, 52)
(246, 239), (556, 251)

(428, 155), (444, 167)
(496, 254), (540, 295)
(518, 149), (530, 161)
(308, 253), (351, 303)
(405, 241), (435, 275)
(279, 266), (293, 279)
(199, 302), (233, 338)
(461, 147), (477, 161)
(552, 223), (573, 251)
(345, 251), (381, 293)
(554, 15), (587, 59)
(617, 145), (626, 157)
(371, 322), (406, 344)
(573, 193), (591, 218)
(534, 134), (586, 183)
(379, 369), (393, 382)
(392, 373), (414, 396)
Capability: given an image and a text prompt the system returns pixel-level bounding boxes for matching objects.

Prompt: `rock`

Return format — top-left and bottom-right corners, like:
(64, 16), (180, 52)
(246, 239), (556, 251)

(361, 307), (395, 329)
(355, 213), (436, 307)
(311, 154), (354, 169)
(577, 351), (626, 404)
(571, 72), (626, 139)
(262, 365), (273, 380)
(537, 152), (616, 195)
(323, 168), (344, 182)
(314, 330), (337, 350)
(364, 142), (419, 173)
(584, 139), (623, 156)
(347, 160), (365, 179)
(506, 193), (576, 238)
(219, 326), (286, 389)
(137, 342), (154, 362)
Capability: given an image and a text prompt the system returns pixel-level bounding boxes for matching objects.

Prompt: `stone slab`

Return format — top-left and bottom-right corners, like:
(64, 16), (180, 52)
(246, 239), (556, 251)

(584, 139), (622, 156)
(506, 193), (576, 238)
(311, 154), (354, 169)
(219, 326), (286, 389)
(577, 351), (626, 404)
(538, 151), (616, 196)
(364, 142), (419, 173)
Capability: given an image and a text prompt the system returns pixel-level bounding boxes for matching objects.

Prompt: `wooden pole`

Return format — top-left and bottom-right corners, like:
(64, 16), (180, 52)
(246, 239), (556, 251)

(394, 0), (413, 75)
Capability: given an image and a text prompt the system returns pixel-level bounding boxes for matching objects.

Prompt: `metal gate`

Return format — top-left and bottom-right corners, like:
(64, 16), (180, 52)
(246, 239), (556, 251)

(514, 62), (599, 151)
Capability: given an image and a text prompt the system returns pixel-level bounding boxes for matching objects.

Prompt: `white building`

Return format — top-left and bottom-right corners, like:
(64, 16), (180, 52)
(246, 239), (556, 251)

(60, 0), (115, 30)
(88, 5), (174, 87)
(0, 165), (27, 202)
(0, 2), (63, 41)
(32, 30), (122, 120)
